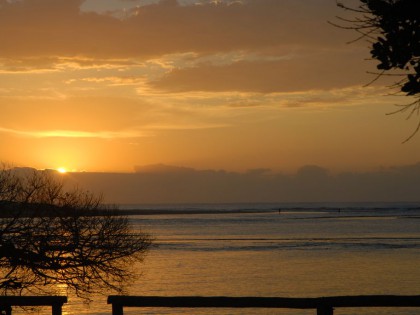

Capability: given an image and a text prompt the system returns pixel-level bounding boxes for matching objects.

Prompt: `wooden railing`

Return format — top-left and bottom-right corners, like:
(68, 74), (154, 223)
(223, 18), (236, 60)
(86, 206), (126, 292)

(0, 296), (67, 315)
(3, 294), (420, 314)
(107, 295), (420, 315)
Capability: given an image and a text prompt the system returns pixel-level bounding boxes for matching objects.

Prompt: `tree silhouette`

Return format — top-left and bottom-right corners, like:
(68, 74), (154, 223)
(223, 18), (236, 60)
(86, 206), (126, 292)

(0, 165), (151, 299)
(335, 0), (420, 141)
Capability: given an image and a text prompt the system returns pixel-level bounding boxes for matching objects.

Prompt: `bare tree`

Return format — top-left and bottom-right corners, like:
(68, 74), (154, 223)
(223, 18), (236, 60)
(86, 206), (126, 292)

(334, 0), (420, 141)
(0, 165), (151, 299)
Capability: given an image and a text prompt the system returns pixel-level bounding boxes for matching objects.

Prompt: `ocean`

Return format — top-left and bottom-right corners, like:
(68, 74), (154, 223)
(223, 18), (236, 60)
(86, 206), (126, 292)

(16, 202), (420, 314)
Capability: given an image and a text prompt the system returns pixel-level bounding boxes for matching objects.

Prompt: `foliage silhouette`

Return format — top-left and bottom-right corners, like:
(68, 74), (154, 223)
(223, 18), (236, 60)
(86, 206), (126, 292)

(335, 0), (420, 141)
(0, 165), (151, 300)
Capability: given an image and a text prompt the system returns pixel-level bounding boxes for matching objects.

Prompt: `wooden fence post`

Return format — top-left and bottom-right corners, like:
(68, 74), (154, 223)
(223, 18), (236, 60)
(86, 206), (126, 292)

(52, 303), (63, 315)
(112, 303), (123, 315)
(0, 306), (12, 315)
(317, 306), (333, 315)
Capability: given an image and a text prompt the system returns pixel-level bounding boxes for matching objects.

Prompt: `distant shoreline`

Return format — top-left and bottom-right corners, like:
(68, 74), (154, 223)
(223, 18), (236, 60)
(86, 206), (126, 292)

(2, 203), (420, 218)
(114, 206), (420, 216)
(114, 209), (277, 216)
(0, 203), (277, 218)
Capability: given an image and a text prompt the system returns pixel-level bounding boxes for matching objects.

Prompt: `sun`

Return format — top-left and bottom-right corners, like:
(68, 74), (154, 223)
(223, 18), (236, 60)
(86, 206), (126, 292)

(57, 167), (67, 174)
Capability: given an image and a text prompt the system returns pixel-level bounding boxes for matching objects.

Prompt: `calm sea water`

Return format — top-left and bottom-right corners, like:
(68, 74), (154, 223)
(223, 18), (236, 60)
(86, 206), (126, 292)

(19, 202), (420, 315)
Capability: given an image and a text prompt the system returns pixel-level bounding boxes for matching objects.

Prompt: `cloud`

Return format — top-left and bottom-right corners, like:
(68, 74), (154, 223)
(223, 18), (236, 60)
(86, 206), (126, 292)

(0, 94), (237, 135)
(0, 56), (149, 73)
(0, 0), (350, 61)
(148, 48), (371, 93)
(134, 163), (196, 173)
(66, 162), (420, 204)
(0, 127), (150, 139)
(75, 76), (146, 86)
(0, 0), (374, 96)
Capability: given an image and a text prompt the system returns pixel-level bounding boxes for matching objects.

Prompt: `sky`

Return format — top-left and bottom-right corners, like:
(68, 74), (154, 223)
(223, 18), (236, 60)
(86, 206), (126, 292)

(1, 0), (420, 199)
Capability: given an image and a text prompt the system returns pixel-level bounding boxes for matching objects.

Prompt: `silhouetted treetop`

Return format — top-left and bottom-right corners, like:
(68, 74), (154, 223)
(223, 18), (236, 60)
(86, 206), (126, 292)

(0, 165), (151, 300)
(336, 0), (420, 140)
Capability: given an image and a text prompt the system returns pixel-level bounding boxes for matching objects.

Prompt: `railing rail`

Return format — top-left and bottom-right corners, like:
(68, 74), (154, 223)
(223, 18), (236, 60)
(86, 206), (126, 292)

(107, 295), (420, 315)
(0, 296), (67, 315)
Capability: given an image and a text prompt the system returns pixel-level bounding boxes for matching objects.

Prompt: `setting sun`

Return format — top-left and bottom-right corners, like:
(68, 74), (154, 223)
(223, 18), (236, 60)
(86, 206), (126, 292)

(57, 167), (67, 174)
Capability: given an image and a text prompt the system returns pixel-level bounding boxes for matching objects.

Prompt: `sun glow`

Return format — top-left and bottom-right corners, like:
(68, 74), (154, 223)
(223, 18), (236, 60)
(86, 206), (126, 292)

(57, 167), (67, 174)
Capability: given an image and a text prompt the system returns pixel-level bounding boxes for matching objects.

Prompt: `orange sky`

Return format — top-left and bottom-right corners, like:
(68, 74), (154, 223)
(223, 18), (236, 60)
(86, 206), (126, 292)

(1, 0), (420, 174)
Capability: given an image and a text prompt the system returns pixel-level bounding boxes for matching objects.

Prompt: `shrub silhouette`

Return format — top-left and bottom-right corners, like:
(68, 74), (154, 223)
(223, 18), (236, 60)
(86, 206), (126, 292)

(0, 165), (151, 299)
